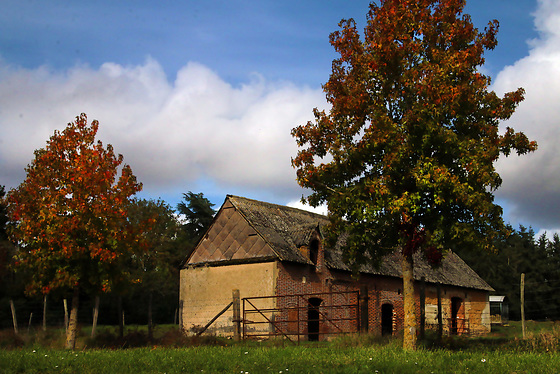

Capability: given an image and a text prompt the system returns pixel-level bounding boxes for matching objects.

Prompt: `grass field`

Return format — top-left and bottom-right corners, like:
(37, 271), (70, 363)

(1, 322), (560, 373)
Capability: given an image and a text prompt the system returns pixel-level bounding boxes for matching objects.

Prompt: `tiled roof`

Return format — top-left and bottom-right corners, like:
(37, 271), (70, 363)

(221, 195), (493, 291)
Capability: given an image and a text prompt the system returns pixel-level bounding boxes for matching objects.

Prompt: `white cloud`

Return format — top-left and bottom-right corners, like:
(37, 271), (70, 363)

(0, 58), (326, 203)
(287, 199), (328, 216)
(493, 0), (560, 230)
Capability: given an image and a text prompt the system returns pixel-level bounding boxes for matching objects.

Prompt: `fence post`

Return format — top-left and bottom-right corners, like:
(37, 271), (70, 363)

(10, 299), (18, 335)
(233, 289), (241, 341)
(91, 295), (100, 338)
(419, 277), (425, 340)
(521, 273), (526, 339)
(359, 285), (369, 333)
(43, 295), (48, 332)
(437, 283), (443, 341)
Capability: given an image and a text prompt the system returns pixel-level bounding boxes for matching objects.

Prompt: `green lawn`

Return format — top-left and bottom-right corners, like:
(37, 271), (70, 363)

(1, 344), (559, 373)
(1, 322), (560, 373)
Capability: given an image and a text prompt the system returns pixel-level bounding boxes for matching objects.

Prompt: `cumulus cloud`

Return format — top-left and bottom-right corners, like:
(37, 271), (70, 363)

(0, 57), (326, 203)
(493, 0), (560, 231)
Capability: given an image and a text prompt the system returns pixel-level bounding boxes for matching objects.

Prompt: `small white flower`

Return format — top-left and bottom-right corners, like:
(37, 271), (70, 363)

(369, 358), (373, 360)
(244, 351), (248, 355)
(481, 359), (486, 363)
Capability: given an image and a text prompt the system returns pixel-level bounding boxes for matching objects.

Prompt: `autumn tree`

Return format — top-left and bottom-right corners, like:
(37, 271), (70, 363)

(6, 114), (144, 349)
(292, 0), (536, 349)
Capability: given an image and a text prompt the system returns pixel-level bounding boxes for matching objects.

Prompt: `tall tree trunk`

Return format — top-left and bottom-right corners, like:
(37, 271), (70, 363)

(65, 286), (80, 349)
(63, 299), (69, 333)
(402, 252), (417, 350)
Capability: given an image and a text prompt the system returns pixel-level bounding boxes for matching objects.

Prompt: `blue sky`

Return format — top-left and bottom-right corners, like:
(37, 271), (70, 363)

(1, 0), (559, 237)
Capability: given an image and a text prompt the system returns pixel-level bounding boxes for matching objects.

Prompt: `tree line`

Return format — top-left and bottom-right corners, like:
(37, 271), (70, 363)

(456, 226), (560, 322)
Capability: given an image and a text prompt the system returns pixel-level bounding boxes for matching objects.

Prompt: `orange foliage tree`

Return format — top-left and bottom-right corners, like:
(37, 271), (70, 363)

(6, 114), (144, 349)
(292, 0), (537, 349)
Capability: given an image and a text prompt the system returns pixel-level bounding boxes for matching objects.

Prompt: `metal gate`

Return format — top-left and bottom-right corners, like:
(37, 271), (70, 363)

(242, 290), (360, 343)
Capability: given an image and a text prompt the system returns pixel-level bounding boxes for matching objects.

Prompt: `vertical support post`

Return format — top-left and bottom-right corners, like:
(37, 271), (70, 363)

(419, 277), (425, 340)
(359, 285), (369, 333)
(437, 283), (443, 341)
(242, 298), (246, 340)
(233, 289), (241, 341)
(10, 299), (19, 334)
(91, 296), (100, 338)
(28, 312), (33, 333)
(521, 273), (526, 339)
(43, 295), (48, 332)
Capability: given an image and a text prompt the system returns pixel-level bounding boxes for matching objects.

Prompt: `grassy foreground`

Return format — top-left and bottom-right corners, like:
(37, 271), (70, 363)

(2, 322), (560, 373)
(1, 344), (560, 373)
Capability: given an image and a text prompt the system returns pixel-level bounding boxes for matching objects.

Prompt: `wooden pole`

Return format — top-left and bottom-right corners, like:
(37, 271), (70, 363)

(437, 283), (443, 341)
(91, 296), (100, 338)
(43, 295), (48, 332)
(419, 277), (425, 340)
(43, 295), (47, 331)
(28, 312), (33, 333)
(196, 302), (233, 336)
(10, 299), (18, 334)
(521, 273), (526, 339)
(233, 289), (241, 341)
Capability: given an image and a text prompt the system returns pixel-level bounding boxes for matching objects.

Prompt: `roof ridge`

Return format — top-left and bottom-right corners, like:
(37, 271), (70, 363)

(226, 194), (329, 221)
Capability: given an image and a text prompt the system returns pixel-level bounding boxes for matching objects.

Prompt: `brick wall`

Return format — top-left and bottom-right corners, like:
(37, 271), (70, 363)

(275, 261), (490, 339)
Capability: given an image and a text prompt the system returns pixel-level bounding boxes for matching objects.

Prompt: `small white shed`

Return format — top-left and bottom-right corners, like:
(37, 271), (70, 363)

(489, 295), (509, 325)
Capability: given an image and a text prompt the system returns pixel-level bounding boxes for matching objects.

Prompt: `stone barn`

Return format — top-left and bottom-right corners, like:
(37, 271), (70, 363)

(179, 195), (493, 340)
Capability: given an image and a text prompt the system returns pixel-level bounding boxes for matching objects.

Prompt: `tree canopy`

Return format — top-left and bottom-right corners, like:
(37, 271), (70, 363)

(177, 191), (215, 252)
(292, 0), (536, 349)
(6, 113), (144, 348)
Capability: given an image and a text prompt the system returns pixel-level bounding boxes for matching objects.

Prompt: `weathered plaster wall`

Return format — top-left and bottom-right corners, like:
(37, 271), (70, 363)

(424, 285), (491, 335)
(180, 261), (277, 335)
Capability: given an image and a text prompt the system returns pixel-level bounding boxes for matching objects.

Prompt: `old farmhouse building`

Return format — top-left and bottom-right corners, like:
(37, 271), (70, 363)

(180, 195), (493, 340)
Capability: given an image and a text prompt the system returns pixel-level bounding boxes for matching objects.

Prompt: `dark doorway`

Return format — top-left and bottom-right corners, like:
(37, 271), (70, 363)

(307, 297), (322, 341)
(381, 303), (393, 336)
(451, 297), (462, 335)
